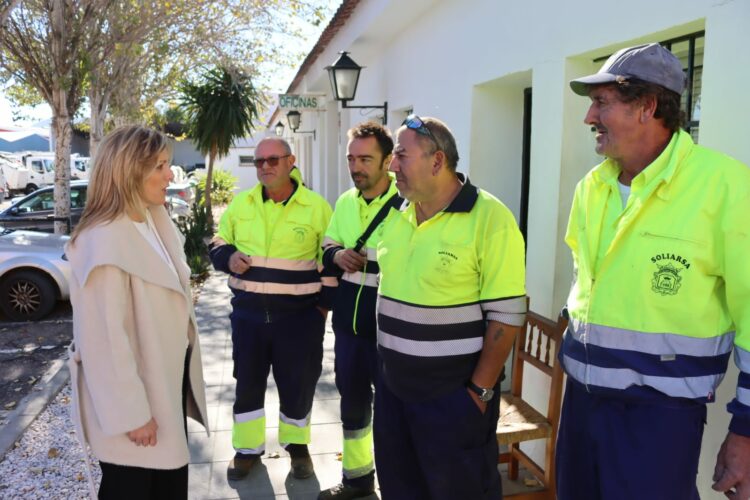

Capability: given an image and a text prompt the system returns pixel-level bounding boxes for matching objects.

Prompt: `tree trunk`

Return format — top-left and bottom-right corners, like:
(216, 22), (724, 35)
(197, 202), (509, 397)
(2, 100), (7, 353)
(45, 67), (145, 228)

(51, 107), (72, 235)
(205, 144), (216, 229)
(49, 0), (71, 235)
(89, 86), (109, 162)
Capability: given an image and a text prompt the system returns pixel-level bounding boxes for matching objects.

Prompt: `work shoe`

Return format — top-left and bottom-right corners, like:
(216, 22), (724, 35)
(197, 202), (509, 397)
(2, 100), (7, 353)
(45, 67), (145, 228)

(318, 482), (376, 499)
(227, 453), (260, 481)
(287, 444), (314, 479)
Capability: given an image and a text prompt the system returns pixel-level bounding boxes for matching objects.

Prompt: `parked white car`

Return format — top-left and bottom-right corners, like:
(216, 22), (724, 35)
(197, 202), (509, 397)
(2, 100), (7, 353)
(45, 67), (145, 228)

(0, 227), (71, 321)
(0, 165), (7, 203)
(170, 165), (187, 184)
(166, 182), (196, 205)
(166, 196), (190, 223)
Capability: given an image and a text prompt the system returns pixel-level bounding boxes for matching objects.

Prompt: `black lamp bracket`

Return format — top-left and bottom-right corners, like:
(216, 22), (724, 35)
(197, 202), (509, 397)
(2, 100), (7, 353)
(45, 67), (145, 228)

(340, 101), (388, 125)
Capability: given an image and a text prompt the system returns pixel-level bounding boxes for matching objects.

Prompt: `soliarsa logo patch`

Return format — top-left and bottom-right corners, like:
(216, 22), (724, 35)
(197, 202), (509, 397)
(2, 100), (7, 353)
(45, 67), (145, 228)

(650, 253), (690, 296)
(437, 250), (458, 270)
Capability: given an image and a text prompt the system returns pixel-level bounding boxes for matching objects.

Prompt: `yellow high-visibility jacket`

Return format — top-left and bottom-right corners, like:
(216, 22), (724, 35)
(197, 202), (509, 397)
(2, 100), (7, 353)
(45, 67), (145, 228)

(322, 179), (401, 337)
(209, 181), (335, 319)
(563, 130), (750, 435)
(377, 175), (527, 401)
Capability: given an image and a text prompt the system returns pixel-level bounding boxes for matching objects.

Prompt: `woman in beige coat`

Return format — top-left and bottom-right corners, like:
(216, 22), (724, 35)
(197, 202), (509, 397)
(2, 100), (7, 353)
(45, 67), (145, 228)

(66, 126), (208, 499)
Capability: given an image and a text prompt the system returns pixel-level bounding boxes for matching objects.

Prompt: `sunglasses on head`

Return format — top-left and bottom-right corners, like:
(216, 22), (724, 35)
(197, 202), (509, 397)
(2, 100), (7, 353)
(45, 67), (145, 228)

(402, 114), (439, 147)
(252, 154), (291, 168)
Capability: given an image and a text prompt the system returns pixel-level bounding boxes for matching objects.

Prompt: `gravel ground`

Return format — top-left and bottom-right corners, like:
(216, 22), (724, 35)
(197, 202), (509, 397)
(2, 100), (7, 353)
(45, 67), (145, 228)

(0, 384), (99, 498)
(0, 310), (72, 411)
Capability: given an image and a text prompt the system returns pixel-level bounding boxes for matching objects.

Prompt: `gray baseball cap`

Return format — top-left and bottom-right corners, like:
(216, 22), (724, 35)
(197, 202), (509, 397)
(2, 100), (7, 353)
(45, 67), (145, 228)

(570, 43), (687, 96)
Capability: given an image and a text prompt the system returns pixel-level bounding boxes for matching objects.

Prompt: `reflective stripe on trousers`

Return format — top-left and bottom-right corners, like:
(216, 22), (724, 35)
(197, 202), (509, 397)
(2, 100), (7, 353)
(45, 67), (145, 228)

(233, 409), (266, 455)
(343, 424), (374, 479)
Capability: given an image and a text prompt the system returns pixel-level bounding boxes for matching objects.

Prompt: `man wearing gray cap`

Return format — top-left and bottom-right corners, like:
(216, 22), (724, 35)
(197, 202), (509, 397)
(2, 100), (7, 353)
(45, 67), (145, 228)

(558, 42), (750, 500)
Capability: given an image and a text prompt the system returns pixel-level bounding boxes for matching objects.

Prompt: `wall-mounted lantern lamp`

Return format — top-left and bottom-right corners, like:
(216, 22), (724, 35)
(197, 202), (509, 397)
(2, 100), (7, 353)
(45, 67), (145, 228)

(274, 121), (285, 137)
(325, 51), (388, 125)
(286, 110), (316, 140)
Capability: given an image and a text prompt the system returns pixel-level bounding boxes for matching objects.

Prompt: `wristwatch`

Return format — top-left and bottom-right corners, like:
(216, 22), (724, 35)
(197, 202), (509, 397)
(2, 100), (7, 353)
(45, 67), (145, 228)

(466, 380), (494, 402)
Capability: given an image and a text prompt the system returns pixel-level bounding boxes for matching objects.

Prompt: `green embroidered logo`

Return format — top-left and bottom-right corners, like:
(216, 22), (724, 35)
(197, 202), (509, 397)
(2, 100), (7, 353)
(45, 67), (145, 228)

(293, 227), (307, 243)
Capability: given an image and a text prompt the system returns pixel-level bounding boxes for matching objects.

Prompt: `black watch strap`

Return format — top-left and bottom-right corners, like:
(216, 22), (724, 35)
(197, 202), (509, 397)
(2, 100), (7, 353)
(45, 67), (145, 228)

(466, 380), (494, 401)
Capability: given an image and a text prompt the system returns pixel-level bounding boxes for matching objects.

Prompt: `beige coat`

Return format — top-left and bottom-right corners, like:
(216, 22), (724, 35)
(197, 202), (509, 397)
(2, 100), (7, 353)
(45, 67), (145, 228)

(66, 205), (208, 473)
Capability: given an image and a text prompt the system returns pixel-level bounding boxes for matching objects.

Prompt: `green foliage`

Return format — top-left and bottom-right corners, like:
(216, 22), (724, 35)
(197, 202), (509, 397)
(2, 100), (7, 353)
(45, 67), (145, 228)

(3, 78), (45, 109)
(162, 103), (190, 126)
(179, 66), (260, 158)
(196, 169), (237, 206)
(177, 201), (212, 277)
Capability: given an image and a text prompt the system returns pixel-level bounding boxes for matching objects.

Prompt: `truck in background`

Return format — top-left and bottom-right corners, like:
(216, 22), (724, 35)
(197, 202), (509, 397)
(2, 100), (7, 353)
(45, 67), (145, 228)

(0, 152), (91, 195)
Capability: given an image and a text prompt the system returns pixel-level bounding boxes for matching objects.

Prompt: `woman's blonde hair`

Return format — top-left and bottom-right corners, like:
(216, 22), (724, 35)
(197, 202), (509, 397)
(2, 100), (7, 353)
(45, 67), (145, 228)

(71, 126), (171, 243)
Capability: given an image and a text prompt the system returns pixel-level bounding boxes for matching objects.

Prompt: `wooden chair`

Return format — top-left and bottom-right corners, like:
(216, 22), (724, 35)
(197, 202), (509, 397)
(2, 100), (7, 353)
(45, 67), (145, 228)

(497, 310), (568, 499)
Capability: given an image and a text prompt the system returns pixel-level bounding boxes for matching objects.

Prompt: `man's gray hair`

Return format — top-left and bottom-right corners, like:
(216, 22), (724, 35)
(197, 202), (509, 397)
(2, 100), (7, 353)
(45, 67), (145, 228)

(414, 117), (460, 171)
(257, 136), (292, 155)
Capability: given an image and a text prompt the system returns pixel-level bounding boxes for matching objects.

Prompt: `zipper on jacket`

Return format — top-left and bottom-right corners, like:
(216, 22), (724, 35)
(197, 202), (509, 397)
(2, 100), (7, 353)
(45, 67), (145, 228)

(261, 195), (293, 326)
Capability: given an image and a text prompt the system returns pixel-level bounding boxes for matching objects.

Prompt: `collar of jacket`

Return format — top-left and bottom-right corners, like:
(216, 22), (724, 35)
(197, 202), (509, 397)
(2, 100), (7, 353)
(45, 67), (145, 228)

(400, 172), (479, 214)
(357, 177), (400, 205)
(65, 205), (189, 295)
(590, 129), (695, 202)
(357, 173), (399, 200)
(247, 179), (312, 207)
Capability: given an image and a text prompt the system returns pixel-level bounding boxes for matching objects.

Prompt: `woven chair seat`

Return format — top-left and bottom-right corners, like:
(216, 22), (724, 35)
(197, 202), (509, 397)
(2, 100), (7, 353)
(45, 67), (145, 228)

(497, 393), (552, 446)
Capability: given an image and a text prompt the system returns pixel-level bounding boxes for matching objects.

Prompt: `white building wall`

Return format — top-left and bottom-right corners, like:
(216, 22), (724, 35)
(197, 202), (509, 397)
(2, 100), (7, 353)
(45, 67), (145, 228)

(285, 0), (750, 495)
(213, 145), (259, 192)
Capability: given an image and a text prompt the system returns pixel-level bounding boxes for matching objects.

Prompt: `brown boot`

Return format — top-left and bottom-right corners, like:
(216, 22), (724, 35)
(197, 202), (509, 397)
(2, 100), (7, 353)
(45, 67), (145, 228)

(227, 453), (260, 481)
(287, 444), (314, 479)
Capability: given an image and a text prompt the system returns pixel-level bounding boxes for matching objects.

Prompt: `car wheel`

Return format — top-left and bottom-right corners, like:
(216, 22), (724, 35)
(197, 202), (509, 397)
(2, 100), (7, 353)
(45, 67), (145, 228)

(0, 270), (57, 321)
(25, 184), (38, 195)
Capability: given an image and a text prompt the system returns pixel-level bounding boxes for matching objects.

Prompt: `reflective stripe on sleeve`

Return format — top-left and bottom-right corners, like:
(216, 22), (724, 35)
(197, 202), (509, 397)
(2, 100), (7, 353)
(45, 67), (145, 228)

(737, 347), (750, 406)
(323, 236), (342, 249)
(481, 296), (526, 326)
(321, 276), (339, 286)
(736, 346), (750, 373)
(480, 296), (527, 313)
(342, 271), (378, 288)
(738, 387), (750, 406)
(486, 311), (525, 326)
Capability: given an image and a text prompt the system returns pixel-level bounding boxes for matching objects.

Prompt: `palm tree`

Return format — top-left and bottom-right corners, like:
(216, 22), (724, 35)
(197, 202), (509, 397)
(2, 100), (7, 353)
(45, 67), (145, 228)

(180, 66), (259, 228)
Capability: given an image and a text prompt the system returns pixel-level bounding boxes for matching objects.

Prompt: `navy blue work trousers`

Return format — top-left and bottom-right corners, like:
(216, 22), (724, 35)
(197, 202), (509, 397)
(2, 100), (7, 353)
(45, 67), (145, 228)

(556, 378), (706, 500)
(333, 330), (379, 488)
(374, 380), (502, 500)
(230, 307), (325, 430)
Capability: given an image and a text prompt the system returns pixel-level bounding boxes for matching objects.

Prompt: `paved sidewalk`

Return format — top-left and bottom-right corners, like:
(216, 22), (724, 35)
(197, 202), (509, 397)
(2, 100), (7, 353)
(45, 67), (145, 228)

(188, 272), (372, 500)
